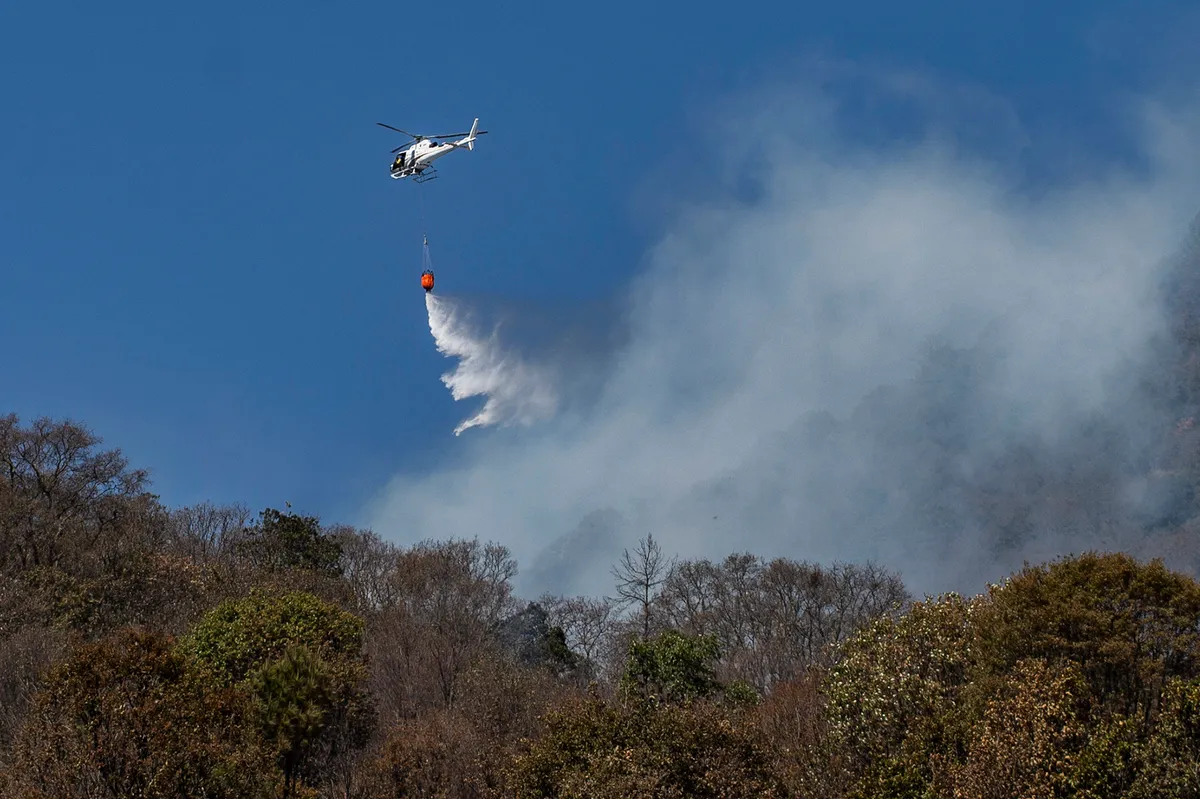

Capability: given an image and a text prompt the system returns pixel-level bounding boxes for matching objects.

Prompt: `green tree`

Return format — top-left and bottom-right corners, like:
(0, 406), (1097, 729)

(974, 552), (1200, 717)
(1128, 677), (1200, 798)
(239, 508), (343, 576)
(499, 602), (580, 677)
(819, 553), (1200, 798)
(251, 646), (336, 798)
(932, 658), (1088, 799)
(506, 624), (781, 798)
(180, 586), (364, 685)
(18, 550), (212, 639)
(1067, 713), (1143, 799)
(180, 588), (374, 795)
(822, 592), (978, 798)
(619, 628), (722, 705)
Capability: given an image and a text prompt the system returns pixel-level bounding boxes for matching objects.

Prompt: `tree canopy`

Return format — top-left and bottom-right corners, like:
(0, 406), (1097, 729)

(5, 411), (1200, 797)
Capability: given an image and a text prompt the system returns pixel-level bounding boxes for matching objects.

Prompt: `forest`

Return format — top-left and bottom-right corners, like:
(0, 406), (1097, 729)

(3, 410), (1200, 799)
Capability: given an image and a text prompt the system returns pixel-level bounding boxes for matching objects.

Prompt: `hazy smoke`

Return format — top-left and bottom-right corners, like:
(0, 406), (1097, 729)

(372, 67), (1200, 601)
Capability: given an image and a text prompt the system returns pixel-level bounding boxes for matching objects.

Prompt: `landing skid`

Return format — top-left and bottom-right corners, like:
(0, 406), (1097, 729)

(390, 166), (439, 183)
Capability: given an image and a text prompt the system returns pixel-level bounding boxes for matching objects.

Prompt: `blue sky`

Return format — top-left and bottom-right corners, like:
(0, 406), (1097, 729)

(3, 0), (1198, 536)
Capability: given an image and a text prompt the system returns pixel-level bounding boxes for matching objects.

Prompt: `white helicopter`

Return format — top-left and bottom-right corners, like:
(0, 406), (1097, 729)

(376, 117), (487, 183)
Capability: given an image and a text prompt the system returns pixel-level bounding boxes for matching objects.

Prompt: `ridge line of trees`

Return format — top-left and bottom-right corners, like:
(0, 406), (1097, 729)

(5, 412), (1200, 796)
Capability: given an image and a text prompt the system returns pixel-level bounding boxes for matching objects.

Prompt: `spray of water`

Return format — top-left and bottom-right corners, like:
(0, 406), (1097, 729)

(424, 292), (559, 435)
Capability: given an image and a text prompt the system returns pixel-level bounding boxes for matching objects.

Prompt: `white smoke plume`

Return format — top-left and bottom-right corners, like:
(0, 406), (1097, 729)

(425, 293), (559, 435)
(371, 65), (1200, 601)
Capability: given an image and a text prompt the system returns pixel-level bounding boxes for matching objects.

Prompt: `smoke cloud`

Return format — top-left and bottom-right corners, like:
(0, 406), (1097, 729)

(372, 66), (1200, 601)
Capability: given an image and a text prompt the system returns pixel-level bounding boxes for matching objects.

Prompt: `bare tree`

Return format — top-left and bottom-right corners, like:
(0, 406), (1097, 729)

(652, 552), (911, 692)
(369, 538), (521, 719)
(0, 579), (67, 765)
(0, 414), (151, 574)
(610, 533), (673, 639)
(166, 501), (253, 563)
(656, 558), (720, 634)
(331, 526), (400, 615)
(540, 594), (619, 682)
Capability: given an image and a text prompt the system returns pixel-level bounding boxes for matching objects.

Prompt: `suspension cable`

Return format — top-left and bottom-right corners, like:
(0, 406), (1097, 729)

(418, 180), (428, 240)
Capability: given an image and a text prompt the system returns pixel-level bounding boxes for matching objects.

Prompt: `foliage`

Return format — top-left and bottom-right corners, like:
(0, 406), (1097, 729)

(499, 602), (580, 676)
(819, 553), (1200, 798)
(1127, 677), (1200, 797)
(507, 692), (786, 799)
(180, 585), (365, 686)
(823, 591), (977, 794)
(3, 627), (275, 799)
(251, 645), (338, 797)
(505, 626), (783, 798)
(620, 628), (722, 704)
(179, 587), (375, 796)
(238, 507), (344, 577)
(931, 658), (1088, 799)
(17, 552), (213, 638)
(974, 551), (1200, 717)
(358, 710), (477, 799)
(17, 401), (1200, 797)
(1067, 713), (1143, 798)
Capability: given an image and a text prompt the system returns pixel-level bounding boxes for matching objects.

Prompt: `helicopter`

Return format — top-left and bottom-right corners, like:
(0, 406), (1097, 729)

(377, 117), (487, 183)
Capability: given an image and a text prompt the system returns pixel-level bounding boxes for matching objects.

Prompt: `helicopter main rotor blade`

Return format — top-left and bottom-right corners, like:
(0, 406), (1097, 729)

(376, 122), (421, 138)
(428, 130), (490, 139)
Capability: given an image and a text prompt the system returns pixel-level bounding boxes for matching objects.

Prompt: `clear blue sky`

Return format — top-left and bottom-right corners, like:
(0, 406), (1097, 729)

(2, 0), (1196, 525)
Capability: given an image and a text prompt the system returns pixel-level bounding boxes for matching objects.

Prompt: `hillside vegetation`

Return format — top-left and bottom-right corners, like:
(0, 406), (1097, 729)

(3, 409), (1200, 797)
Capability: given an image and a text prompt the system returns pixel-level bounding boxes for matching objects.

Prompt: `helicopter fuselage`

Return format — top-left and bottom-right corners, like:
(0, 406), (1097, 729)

(391, 140), (456, 179)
